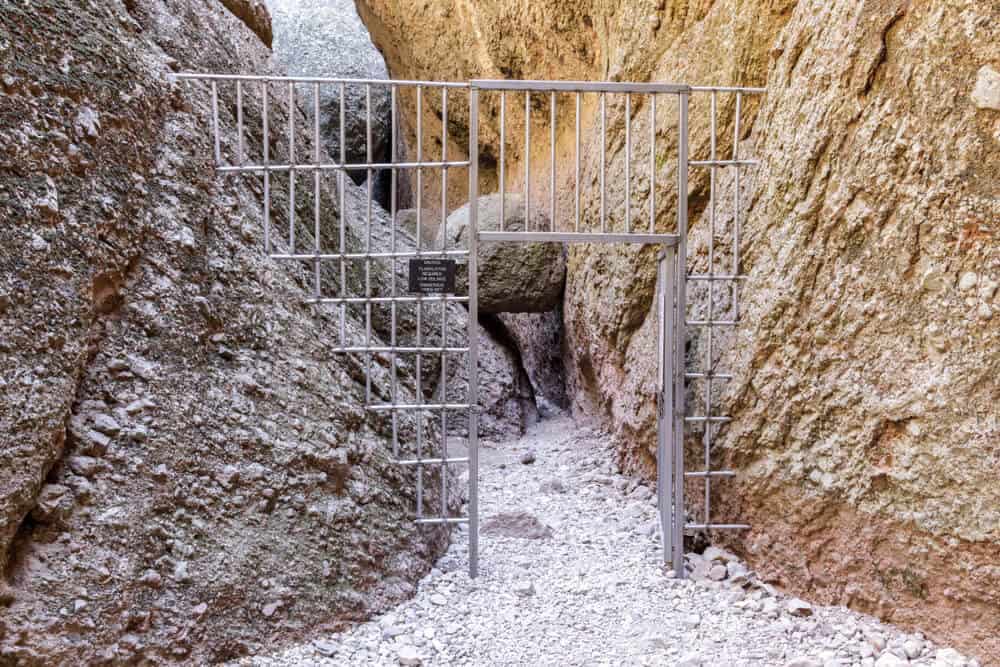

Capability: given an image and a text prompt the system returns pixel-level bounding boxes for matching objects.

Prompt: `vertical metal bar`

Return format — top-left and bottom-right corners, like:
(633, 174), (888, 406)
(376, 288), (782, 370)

(524, 90), (530, 231)
(468, 86), (480, 579)
(288, 82), (296, 252)
(365, 83), (373, 406)
(441, 86), (449, 513)
(704, 91), (717, 528)
(390, 84), (399, 458)
(338, 82), (346, 347)
(415, 85), (424, 518)
(262, 81), (270, 253)
(649, 93), (656, 233)
(600, 92), (606, 233)
(658, 246), (674, 565)
(313, 81), (321, 331)
(211, 81), (221, 165)
(732, 92), (743, 322)
(672, 92), (690, 577)
(236, 81), (244, 165)
(499, 91), (506, 232)
(574, 92), (581, 233)
(625, 93), (631, 233)
(550, 90), (556, 231)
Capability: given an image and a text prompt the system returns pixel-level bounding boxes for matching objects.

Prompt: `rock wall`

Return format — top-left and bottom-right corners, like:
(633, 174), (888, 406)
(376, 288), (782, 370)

(356, 0), (1000, 660)
(0, 0), (493, 662)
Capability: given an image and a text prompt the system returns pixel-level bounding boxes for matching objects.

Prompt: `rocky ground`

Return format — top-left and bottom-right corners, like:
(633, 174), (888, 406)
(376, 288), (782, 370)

(230, 415), (978, 667)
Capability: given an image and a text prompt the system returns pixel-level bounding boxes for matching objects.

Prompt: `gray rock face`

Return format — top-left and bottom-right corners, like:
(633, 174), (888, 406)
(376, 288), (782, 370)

(441, 194), (566, 313)
(499, 308), (568, 411)
(268, 0), (394, 198)
(0, 0), (478, 662)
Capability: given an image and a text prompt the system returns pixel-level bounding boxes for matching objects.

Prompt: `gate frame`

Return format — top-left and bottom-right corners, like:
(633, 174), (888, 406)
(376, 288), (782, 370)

(173, 72), (764, 580)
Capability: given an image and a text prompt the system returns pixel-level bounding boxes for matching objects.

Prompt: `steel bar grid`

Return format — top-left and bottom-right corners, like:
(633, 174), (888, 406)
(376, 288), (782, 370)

(178, 72), (763, 580)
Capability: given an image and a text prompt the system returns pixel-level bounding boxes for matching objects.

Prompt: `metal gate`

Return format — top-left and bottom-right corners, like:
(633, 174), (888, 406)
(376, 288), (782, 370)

(174, 72), (763, 579)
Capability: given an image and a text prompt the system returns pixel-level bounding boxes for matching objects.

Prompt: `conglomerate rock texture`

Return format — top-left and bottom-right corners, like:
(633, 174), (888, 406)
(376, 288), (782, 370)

(0, 0), (531, 662)
(357, 0), (1000, 660)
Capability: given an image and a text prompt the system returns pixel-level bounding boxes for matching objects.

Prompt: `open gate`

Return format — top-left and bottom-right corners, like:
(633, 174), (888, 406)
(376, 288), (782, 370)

(174, 72), (764, 579)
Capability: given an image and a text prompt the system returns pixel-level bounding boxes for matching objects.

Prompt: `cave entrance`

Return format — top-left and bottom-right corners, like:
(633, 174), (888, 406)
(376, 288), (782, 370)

(174, 73), (763, 580)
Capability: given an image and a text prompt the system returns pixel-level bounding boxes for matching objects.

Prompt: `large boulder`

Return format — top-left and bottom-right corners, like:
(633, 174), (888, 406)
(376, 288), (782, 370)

(268, 0), (394, 200)
(358, 0), (1000, 660)
(440, 193), (566, 313)
(0, 0), (505, 662)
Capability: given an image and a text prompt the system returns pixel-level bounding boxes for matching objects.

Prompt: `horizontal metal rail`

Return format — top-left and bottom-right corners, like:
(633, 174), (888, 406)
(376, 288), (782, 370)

(332, 346), (469, 354)
(479, 231), (680, 245)
(271, 250), (469, 261)
(686, 319), (738, 327)
(687, 274), (747, 281)
(685, 523), (752, 530)
(684, 416), (732, 423)
(306, 295), (469, 305)
(217, 160), (470, 174)
(415, 517), (470, 525)
(684, 470), (737, 478)
(690, 159), (760, 167)
(689, 85), (767, 94)
(174, 72), (471, 87)
(685, 372), (734, 380)
(367, 403), (471, 411)
(396, 457), (470, 466)
(472, 79), (690, 94)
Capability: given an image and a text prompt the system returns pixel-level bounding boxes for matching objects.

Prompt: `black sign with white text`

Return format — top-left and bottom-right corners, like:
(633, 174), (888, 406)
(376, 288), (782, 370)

(408, 259), (457, 294)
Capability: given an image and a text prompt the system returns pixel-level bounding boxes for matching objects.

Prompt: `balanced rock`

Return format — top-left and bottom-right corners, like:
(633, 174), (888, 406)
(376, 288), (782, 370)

(440, 194), (566, 313)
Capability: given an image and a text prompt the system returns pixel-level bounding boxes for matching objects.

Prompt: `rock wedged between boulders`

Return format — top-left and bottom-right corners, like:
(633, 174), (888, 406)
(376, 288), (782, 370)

(440, 194), (566, 313)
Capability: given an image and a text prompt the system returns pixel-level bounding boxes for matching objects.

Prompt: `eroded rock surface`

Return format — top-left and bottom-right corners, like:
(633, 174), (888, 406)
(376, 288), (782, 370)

(357, 0), (1000, 659)
(0, 0), (507, 662)
(268, 0), (394, 201)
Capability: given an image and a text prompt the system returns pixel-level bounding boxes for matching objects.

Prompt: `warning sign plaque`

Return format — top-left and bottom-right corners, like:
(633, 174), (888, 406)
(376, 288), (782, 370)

(408, 258), (457, 294)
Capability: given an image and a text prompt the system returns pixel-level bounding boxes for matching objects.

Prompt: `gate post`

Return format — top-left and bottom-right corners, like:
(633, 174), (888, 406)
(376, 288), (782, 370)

(657, 247), (675, 569)
(467, 85), (480, 579)
(671, 90), (690, 577)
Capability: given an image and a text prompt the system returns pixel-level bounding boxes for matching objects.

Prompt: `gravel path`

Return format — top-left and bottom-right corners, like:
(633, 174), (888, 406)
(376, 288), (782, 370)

(233, 416), (977, 667)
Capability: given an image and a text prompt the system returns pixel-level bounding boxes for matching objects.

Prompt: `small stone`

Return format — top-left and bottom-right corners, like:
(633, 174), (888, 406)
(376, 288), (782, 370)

(971, 65), (1000, 111)
(978, 303), (992, 320)
(67, 455), (101, 478)
(677, 654), (703, 667)
(539, 478), (566, 494)
(865, 631), (887, 652)
(382, 625), (407, 640)
(429, 594), (446, 606)
(313, 639), (338, 657)
(682, 613), (701, 629)
(903, 638), (924, 660)
(262, 601), (281, 617)
(138, 569), (162, 589)
(73, 599), (87, 613)
(397, 644), (422, 665)
(784, 659), (822, 667)
(702, 546), (737, 563)
(513, 580), (535, 597)
(958, 272), (978, 291)
(933, 648), (967, 667)
(82, 430), (111, 454)
(708, 563), (728, 581)
(519, 450), (536, 465)
(92, 414), (121, 436)
(786, 598), (814, 617)
(629, 485), (652, 501)
(481, 511), (553, 539)
(874, 653), (908, 667)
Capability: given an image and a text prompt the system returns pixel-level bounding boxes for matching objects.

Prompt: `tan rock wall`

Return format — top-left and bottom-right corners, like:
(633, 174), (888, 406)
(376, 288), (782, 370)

(357, 0), (1000, 660)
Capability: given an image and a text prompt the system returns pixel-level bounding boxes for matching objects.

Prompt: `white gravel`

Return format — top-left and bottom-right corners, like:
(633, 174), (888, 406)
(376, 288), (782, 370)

(232, 416), (978, 667)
